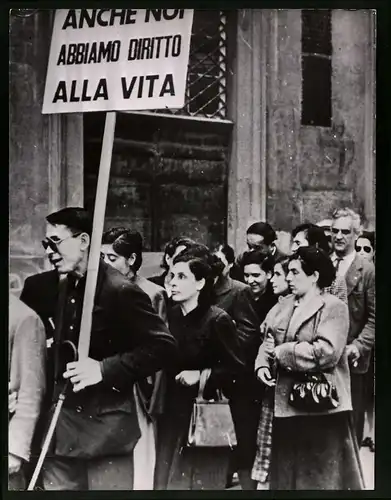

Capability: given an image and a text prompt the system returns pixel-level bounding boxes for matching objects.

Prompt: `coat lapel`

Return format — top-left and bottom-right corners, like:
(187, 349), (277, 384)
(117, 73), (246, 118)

(345, 255), (363, 296)
(285, 294), (324, 342)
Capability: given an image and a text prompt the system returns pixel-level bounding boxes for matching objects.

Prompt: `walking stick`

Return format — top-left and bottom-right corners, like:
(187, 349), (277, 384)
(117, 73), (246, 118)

(27, 340), (77, 491)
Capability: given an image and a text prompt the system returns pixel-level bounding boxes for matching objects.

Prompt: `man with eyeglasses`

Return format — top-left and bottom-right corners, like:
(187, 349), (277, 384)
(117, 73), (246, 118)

(330, 208), (375, 447)
(19, 207), (177, 490)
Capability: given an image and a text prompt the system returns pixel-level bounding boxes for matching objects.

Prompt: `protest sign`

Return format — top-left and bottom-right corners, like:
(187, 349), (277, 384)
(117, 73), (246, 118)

(42, 9), (194, 114)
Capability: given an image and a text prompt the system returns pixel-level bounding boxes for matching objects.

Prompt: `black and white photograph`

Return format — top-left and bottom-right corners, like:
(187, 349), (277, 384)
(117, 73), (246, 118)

(9, 8), (376, 491)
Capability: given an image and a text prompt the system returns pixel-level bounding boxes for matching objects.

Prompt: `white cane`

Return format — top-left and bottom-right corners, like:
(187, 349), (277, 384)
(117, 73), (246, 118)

(27, 392), (66, 490)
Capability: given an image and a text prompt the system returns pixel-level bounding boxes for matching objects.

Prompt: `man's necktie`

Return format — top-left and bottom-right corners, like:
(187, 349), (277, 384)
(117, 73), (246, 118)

(334, 257), (342, 274)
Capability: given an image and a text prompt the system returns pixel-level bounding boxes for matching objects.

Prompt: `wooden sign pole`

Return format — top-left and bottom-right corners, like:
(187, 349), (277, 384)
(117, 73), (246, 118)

(78, 111), (116, 358)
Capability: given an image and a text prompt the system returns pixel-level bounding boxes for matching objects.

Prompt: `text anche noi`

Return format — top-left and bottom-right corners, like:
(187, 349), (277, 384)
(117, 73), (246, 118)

(43, 9), (193, 112)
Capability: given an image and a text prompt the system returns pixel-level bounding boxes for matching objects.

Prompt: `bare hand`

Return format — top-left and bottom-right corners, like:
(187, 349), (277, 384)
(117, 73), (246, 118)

(256, 367), (276, 387)
(346, 344), (360, 366)
(175, 370), (201, 387)
(9, 453), (22, 475)
(9, 390), (18, 414)
(63, 358), (103, 392)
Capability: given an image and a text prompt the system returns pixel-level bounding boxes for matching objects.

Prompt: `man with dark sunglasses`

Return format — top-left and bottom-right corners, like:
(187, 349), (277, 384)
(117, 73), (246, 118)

(19, 207), (177, 490)
(330, 208), (375, 448)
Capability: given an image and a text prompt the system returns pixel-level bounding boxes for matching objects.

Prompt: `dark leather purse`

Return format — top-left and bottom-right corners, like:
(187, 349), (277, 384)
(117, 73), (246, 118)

(287, 308), (339, 412)
(288, 371), (339, 412)
(187, 369), (237, 448)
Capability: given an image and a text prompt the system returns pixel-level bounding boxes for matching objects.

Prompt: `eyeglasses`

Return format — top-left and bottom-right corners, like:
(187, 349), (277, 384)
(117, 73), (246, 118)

(355, 245), (372, 254)
(42, 232), (82, 252)
(331, 228), (352, 236)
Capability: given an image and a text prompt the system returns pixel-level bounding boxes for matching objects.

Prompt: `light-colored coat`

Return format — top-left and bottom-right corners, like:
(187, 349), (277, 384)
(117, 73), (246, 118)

(9, 294), (46, 462)
(255, 292), (351, 418)
(345, 255), (375, 374)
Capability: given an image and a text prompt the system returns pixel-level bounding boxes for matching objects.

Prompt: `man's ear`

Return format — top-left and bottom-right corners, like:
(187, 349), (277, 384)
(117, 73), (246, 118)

(80, 233), (90, 251)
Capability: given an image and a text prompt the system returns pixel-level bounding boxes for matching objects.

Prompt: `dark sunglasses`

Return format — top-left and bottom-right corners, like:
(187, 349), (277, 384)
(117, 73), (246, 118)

(42, 232), (82, 252)
(331, 228), (351, 236)
(355, 245), (372, 254)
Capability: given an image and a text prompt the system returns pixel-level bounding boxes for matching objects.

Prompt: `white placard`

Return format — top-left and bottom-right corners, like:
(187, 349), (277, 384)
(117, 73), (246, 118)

(42, 9), (193, 114)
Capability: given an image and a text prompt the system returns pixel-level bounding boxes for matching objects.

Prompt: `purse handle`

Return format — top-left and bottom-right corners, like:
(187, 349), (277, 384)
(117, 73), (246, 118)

(196, 368), (212, 402)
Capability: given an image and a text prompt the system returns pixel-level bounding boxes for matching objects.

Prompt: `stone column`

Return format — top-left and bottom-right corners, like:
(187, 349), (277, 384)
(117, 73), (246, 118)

(227, 9), (268, 252)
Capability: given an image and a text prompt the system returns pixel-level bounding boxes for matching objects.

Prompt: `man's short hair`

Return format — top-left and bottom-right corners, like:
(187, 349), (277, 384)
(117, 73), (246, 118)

(246, 222), (276, 245)
(46, 207), (93, 236)
(214, 244), (235, 265)
(102, 227), (143, 273)
(331, 207), (362, 235)
(292, 223), (330, 253)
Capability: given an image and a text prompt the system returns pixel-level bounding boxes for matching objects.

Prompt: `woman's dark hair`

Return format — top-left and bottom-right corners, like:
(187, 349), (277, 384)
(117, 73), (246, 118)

(246, 222), (276, 245)
(289, 246), (335, 289)
(160, 236), (197, 270)
(241, 249), (275, 274)
(273, 255), (290, 276)
(292, 223), (330, 254)
(173, 247), (216, 307)
(356, 231), (375, 251)
(214, 244), (235, 265)
(102, 227), (143, 272)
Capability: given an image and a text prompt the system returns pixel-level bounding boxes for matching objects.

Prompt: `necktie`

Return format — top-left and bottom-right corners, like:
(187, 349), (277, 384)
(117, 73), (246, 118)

(334, 257), (342, 274)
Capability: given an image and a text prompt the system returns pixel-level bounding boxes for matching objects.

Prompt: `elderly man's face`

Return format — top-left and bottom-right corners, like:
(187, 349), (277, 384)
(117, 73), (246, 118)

(331, 216), (356, 256)
(44, 223), (84, 275)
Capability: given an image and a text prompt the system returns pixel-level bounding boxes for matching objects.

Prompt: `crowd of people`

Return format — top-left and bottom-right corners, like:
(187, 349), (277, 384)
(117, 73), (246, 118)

(8, 206), (375, 490)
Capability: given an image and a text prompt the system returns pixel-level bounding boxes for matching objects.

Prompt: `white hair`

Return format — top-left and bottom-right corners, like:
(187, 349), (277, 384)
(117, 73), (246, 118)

(331, 208), (362, 235)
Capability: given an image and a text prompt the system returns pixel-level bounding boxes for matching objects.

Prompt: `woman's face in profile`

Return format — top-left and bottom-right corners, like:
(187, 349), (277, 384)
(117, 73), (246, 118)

(286, 259), (315, 297)
(355, 237), (374, 262)
(271, 263), (289, 296)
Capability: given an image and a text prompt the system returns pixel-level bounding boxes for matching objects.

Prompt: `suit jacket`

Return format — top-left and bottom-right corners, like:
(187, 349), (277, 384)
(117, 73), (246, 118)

(345, 255), (375, 374)
(9, 295), (46, 462)
(214, 276), (259, 367)
(22, 261), (177, 459)
(20, 270), (59, 340)
(255, 293), (352, 418)
(130, 274), (168, 418)
(131, 274), (168, 325)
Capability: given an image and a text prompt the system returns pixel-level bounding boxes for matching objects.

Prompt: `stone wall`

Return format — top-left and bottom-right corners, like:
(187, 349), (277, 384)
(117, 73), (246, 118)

(9, 10), (84, 295)
(265, 9), (375, 232)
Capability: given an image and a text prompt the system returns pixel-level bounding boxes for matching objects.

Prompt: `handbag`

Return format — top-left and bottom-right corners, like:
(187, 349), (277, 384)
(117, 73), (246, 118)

(288, 371), (339, 412)
(287, 307), (339, 412)
(187, 369), (237, 448)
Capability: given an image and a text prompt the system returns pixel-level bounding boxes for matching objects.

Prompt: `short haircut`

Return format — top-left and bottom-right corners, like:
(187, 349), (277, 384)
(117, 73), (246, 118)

(289, 246), (335, 289)
(246, 221), (276, 245)
(173, 243), (224, 280)
(273, 254), (290, 276)
(102, 227), (143, 272)
(356, 230), (375, 251)
(241, 249), (275, 274)
(46, 207), (93, 237)
(214, 243), (235, 265)
(173, 249), (216, 307)
(331, 207), (361, 235)
(160, 236), (197, 270)
(292, 223), (330, 253)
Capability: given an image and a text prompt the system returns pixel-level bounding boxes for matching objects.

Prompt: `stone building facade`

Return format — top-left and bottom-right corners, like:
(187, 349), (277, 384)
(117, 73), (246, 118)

(9, 9), (375, 289)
